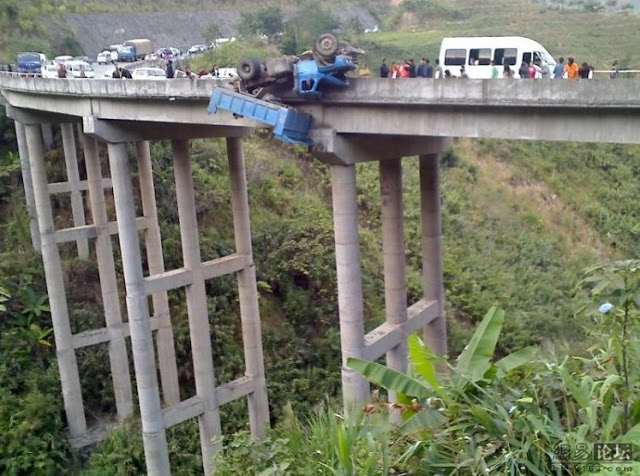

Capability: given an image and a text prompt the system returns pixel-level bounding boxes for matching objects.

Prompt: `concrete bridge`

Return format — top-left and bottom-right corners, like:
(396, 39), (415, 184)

(1, 74), (638, 475)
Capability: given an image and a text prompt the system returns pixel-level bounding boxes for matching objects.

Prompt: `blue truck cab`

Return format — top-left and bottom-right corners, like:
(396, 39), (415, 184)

(16, 52), (44, 75)
(117, 45), (137, 62)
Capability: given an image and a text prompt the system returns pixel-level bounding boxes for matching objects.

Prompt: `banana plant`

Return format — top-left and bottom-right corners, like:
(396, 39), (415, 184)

(348, 307), (538, 435)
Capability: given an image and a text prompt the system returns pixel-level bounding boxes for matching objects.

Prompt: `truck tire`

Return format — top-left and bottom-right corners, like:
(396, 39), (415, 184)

(314, 33), (338, 59)
(237, 58), (262, 81)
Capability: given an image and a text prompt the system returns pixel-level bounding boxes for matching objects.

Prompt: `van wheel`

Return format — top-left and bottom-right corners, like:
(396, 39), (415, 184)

(237, 58), (262, 81)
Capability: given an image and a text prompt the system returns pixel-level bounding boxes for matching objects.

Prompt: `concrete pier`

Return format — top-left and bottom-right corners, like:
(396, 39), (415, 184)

(172, 139), (221, 475)
(108, 141), (170, 475)
(420, 154), (447, 356)
(14, 121), (40, 251)
(81, 132), (134, 421)
(61, 123), (89, 259)
(136, 141), (180, 406)
(380, 159), (408, 385)
(330, 164), (369, 408)
(24, 122), (87, 438)
(226, 137), (270, 438)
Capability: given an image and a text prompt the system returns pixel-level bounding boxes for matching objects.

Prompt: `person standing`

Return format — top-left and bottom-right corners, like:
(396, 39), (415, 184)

(518, 61), (530, 78)
(166, 59), (175, 79)
(57, 63), (67, 78)
(553, 57), (565, 78)
(379, 59), (389, 78)
(564, 57), (579, 80)
(434, 59), (443, 79)
(417, 58), (428, 78)
(610, 59), (619, 79)
(424, 59), (434, 78)
(408, 59), (417, 78)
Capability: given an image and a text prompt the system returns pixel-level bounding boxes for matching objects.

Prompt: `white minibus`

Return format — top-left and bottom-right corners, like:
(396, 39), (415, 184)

(438, 36), (556, 78)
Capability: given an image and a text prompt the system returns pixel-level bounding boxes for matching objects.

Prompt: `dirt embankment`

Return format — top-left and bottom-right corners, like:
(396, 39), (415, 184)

(66, 7), (379, 57)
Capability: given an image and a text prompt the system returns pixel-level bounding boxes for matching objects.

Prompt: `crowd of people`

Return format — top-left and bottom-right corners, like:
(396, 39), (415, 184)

(376, 57), (621, 79)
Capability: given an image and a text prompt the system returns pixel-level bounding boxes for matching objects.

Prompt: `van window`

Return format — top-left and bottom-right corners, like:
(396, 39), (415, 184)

(494, 48), (517, 66)
(444, 49), (466, 66)
(469, 48), (491, 66)
(522, 52), (542, 65)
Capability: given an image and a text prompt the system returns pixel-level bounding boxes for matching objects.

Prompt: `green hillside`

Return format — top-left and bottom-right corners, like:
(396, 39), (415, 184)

(1, 0), (640, 474)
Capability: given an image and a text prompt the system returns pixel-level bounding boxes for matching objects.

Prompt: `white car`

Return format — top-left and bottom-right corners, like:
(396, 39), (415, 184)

(188, 44), (207, 55)
(65, 60), (95, 78)
(218, 67), (237, 79)
(41, 63), (59, 78)
(96, 51), (112, 64)
(54, 55), (73, 65)
(132, 67), (166, 80)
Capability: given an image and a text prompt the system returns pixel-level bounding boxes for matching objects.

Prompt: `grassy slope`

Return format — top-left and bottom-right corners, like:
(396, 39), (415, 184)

(359, 0), (640, 70)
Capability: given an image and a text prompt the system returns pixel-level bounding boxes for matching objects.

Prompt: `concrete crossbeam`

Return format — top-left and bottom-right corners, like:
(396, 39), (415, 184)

(162, 376), (256, 429)
(362, 298), (438, 362)
(53, 217), (151, 244)
(72, 314), (172, 349)
(48, 178), (112, 194)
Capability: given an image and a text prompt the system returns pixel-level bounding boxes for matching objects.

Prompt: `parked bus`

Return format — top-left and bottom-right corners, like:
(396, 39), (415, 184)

(438, 36), (556, 78)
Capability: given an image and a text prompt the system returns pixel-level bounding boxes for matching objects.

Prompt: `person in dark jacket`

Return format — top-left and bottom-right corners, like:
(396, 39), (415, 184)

(379, 59), (389, 78)
(518, 61), (530, 78)
(166, 60), (175, 79)
(408, 58), (417, 78)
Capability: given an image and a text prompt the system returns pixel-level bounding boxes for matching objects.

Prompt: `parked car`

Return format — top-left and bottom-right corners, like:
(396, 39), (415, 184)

(131, 67), (166, 80)
(54, 55), (74, 65)
(64, 60), (95, 78)
(96, 51), (112, 64)
(188, 44), (207, 55)
(41, 63), (59, 78)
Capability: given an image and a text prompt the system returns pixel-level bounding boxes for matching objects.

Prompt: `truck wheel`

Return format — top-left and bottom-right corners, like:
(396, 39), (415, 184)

(237, 58), (262, 81)
(314, 34), (338, 59)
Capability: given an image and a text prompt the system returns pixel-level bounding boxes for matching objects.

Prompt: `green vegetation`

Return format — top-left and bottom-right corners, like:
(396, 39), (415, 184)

(2, 0), (640, 473)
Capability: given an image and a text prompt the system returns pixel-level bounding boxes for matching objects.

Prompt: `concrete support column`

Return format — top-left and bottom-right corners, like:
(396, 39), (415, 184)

(380, 159), (408, 382)
(107, 142), (170, 476)
(331, 164), (369, 410)
(419, 154), (447, 356)
(24, 123), (87, 438)
(14, 121), (41, 251)
(172, 139), (221, 475)
(41, 123), (54, 150)
(226, 137), (270, 439)
(61, 123), (89, 259)
(136, 141), (180, 406)
(82, 132), (134, 420)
